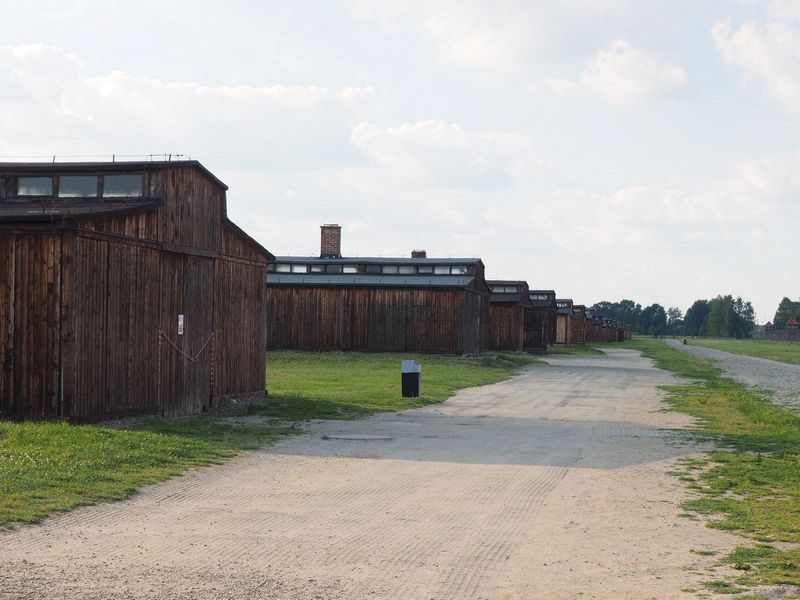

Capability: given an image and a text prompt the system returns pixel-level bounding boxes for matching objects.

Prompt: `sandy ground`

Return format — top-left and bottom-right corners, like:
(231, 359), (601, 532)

(0, 348), (742, 599)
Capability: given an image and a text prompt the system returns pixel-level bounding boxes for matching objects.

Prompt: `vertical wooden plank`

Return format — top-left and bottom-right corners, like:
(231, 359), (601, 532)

(73, 236), (108, 419)
(60, 232), (77, 418)
(0, 235), (15, 416)
(10, 235), (61, 418)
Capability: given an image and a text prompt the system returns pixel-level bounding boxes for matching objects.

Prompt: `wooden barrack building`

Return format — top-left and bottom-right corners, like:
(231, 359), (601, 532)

(555, 299), (573, 344)
(570, 304), (587, 345)
(487, 280), (530, 352)
(524, 290), (557, 352)
(0, 160), (272, 421)
(266, 226), (490, 354)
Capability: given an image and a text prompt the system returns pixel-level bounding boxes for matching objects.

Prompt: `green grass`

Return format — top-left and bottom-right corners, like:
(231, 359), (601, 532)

(612, 337), (800, 590)
(545, 345), (604, 356)
(688, 338), (800, 366)
(1, 351), (537, 528)
(254, 351), (540, 420)
(0, 417), (295, 528)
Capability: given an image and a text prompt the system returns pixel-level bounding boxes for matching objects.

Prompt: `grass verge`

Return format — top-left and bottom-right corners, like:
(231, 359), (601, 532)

(0, 417), (297, 529)
(687, 338), (800, 366)
(615, 337), (800, 591)
(253, 351), (540, 420)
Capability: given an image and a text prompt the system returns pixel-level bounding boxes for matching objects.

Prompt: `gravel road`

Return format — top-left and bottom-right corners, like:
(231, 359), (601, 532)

(666, 339), (800, 410)
(0, 348), (740, 599)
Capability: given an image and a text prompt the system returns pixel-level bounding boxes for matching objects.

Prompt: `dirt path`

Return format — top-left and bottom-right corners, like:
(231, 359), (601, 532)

(0, 349), (739, 599)
(667, 339), (800, 410)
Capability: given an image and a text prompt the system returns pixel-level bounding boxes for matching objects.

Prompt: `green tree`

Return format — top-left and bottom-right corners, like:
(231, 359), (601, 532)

(590, 299), (642, 331)
(733, 297), (755, 339)
(639, 303), (667, 336)
(707, 295), (733, 337)
(684, 300), (709, 336)
(773, 297), (800, 329)
(706, 295), (756, 338)
(666, 306), (683, 334)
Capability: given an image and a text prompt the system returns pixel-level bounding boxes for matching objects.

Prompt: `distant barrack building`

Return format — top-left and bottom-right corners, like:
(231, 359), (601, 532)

(555, 298), (574, 344)
(0, 160), (271, 421)
(487, 280), (530, 352)
(525, 290), (557, 351)
(266, 225), (490, 354)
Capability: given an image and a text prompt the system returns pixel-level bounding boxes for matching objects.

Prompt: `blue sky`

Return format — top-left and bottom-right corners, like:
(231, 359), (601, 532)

(2, 0), (799, 321)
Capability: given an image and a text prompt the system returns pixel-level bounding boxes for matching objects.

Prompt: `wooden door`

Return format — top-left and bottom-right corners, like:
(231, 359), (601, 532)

(159, 254), (215, 416)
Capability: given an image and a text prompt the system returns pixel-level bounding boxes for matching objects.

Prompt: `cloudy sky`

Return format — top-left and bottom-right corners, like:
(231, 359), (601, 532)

(2, 1), (799, 321)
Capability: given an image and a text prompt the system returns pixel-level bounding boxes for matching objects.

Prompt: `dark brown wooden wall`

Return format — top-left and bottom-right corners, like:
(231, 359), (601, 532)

(161, 167), (223, 251)
(159, 253), (215, 417)
(585, 320), (602, 343)
(214, 258), (266, 397)
(523, 307), (555, 351)
(489, 304), (524, 352)
(570, 317), (586, 345)
(60, 235), (162, 419)
(266, 287), (489, 354)
(221, 224), (265, 263)
(1, 165), (267, 421)
(0, 234), (61, 418)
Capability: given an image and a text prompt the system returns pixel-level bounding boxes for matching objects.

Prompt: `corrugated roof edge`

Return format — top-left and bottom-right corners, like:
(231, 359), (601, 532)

(487, 279), (529, 286)
(0, 199), (164, 224)
(272, 255), (484, 266)
(267, 273), (478, 289)
(0, 160), (229, 190)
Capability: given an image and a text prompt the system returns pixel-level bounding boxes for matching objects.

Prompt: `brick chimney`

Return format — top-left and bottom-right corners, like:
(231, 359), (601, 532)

(320, 224), (342, 258)
(411, 249), (427, 259)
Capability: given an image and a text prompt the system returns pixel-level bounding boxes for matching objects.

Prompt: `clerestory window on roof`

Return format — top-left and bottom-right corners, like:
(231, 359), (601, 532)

(451, 266), (468, 275)
(290, 264), (307, 273)
(398, 265), (414, 274)
(275, 264), (291, 273)
(382, 265), (398, 274)
(103, 174), (143, 197)
(58, 175), (97, 198)
(309, 265), (324, 273)
(343, 265), (358, 273)
(18, 176), (53, 196)
(493, 285), (518, 294)
(418, 265), (433, 274)
(434, 266), (450, 275)
(530, 294), (549, 301)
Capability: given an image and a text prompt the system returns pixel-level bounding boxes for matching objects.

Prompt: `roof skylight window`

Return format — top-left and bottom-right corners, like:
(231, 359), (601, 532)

(58, 176), (97, 198)
(18, 176), (52, 196)
(103, 174), (142, 197)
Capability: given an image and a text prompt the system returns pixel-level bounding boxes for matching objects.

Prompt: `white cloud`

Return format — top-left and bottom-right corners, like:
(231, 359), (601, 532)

(335, 86), (376, 102)
(0, 44), (376, 169)
(351, 0), (539, 71)
(768, 0), (800, 22)
(0, 44), (84, 103)
(548, 40), (688, 104)
(713, 19), (800, 112)
(421, 3), (535, 71)
(349, 120), (539, 189)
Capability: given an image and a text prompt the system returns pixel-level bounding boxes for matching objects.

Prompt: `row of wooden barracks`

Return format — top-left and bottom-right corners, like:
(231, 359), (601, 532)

(266, 224), (631, 353)
(0, 160), (628, 422)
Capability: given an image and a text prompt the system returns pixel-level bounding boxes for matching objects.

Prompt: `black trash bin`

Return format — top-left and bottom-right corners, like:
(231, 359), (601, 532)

(401, 360), (421, 397)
